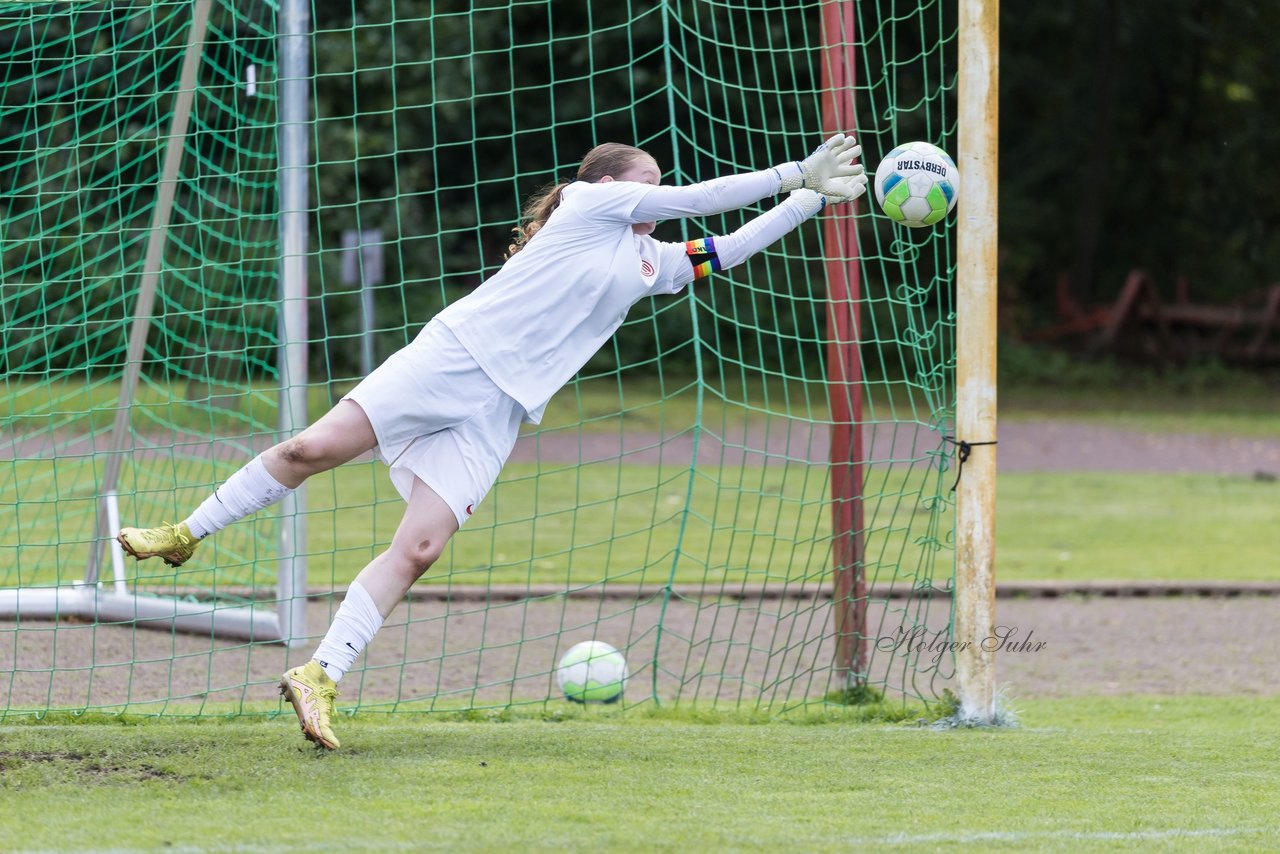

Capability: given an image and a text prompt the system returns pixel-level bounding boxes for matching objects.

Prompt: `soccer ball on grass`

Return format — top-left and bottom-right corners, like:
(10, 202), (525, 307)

(873, 141), (960, 228)
(556, 640), (628, 704)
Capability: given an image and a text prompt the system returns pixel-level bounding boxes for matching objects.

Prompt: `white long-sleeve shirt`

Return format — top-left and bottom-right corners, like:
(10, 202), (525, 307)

(435, 164), (821, 423)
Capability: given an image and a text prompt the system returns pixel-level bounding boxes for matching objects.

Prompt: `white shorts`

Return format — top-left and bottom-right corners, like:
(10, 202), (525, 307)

(342, 320), (524, 527)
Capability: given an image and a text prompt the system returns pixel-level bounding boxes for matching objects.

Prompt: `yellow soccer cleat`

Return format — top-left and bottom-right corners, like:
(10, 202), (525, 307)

(280, 660), (340, 750)
(116, 521), (199, 568)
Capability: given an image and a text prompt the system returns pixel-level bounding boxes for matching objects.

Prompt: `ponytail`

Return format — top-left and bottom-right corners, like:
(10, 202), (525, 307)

(507, 181), (570, 257)
(507, 143), (654, 257)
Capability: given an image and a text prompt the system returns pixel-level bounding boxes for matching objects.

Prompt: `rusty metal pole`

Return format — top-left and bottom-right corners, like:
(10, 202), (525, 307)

(819, 0), (866, 687)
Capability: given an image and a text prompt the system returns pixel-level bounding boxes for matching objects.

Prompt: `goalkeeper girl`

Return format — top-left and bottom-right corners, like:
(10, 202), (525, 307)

(117, 134), (867, 749)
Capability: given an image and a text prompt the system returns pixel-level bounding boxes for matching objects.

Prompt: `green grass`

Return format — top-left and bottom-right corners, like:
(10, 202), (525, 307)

(4, 453), (1277, 587)
(1002, 384), (1280, 439)
(7, 368), (1280, 438)
(997, 345), (1280, 438)
(1, 374), (812, 438)
(998, 471), (1280, 581)
(5, 370), (1277, 589)
(1, 696), (1276, 852)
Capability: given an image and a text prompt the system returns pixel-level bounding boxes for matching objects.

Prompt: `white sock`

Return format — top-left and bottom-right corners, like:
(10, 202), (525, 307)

(311, 581), (384, 683)
(184, 454), (293, 539)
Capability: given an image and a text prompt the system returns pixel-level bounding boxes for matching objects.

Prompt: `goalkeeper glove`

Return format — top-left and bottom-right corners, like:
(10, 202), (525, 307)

(790, 173), (869, 211)
(777, 133), (865, 198)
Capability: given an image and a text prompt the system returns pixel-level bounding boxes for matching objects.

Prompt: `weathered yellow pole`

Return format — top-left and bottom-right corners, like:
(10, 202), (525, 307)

(955, 0), (999, 722)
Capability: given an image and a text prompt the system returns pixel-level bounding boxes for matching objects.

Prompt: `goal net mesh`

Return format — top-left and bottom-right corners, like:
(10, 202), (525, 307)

(1, 0), (958, 716)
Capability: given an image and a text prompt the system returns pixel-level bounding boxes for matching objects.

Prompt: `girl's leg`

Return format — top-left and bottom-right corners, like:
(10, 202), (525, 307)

(313, 477), (459, 674)
(282, 477), (459, 749)
(117, 400), (379, 565)
(260, 399), (380, 488)
(185, 400), (378, 538)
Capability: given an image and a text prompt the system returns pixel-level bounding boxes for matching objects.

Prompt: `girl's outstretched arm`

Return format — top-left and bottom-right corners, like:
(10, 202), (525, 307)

(626, 166), (799, 222)
(623, 134), (864, 223)
(666, 184), (865, 290)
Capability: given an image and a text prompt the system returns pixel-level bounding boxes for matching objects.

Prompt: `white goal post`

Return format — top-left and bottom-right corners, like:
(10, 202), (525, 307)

(0, 0), (311, 648)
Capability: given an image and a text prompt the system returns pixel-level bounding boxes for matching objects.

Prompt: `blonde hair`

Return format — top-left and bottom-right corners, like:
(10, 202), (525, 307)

(507, 142), (655, 256)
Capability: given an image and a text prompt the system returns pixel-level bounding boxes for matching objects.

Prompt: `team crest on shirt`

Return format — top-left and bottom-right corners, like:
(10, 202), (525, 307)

(640, 260), (655, 277)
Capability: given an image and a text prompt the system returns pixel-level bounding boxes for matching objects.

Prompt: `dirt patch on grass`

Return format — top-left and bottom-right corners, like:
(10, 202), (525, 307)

(0, 749), (184, 783)
(2, 595), (1274, 713)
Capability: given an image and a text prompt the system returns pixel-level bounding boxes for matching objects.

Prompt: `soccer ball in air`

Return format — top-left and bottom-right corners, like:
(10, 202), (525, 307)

(873, 141), (960, 228)
(556, 640), (628, 704)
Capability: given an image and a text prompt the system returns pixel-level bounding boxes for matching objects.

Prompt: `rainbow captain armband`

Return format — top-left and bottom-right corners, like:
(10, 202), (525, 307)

(685, 237), (721, 280)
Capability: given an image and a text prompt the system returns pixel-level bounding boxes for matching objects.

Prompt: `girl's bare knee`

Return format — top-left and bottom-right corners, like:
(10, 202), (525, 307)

(271, 436), (332, 477)
(277, 437), (309, 465)
(392, 537), (443, 580)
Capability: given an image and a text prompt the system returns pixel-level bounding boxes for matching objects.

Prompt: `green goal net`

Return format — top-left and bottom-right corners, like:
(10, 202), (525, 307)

(1, 0), (959, 716)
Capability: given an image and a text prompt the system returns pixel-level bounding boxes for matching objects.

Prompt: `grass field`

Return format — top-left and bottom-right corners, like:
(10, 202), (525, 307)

(4, 378), (1276, 852)
(5, 455), (1277, 588)
(6, 368), (1280, 436)
(5, 372), (1276, 798)
(2, 696), (1276, 852)
(296, 467), (1280, 585)
(6, 370), (1277, 587)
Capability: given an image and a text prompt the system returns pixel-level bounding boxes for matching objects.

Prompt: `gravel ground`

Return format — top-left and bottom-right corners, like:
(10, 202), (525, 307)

(507, 419), (1280, 476)
(9, 418), (1280, 474)
(3, 595), (1275, 712)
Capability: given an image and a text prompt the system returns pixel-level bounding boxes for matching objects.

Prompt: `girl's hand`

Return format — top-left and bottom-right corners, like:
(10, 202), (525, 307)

(790, 172), (870, 212)
(820, 172), (870, 205)
(779, 133), (866, 197)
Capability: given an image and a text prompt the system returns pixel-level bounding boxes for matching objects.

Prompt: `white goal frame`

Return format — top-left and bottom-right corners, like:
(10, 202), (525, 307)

(0, 0), (312, 648)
